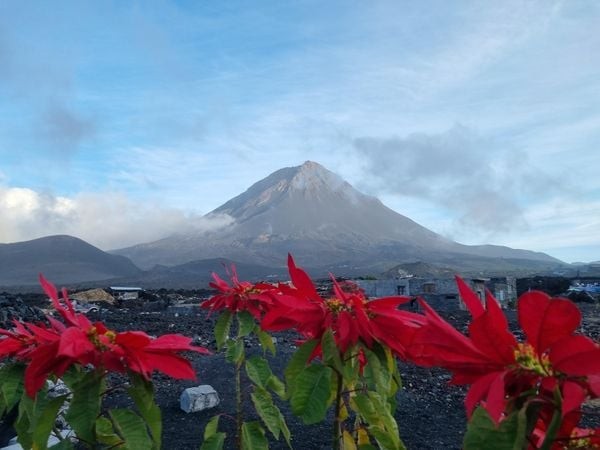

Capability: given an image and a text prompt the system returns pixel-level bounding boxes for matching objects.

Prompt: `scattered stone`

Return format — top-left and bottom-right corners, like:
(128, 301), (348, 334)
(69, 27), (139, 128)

(0, 295), (45, 328)
(180, 385), (220, 413)
(47, 380), (71, 429)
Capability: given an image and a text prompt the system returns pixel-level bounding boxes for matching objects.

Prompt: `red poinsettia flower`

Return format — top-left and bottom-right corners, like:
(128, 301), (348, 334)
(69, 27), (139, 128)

(0, 319), (60, 360)
(201, 264), (277, 318)
(261, 254), (424, 358)
(531, 411), (600, 449)
(0, 275), (211, 396)
(410, 276), (600, 423)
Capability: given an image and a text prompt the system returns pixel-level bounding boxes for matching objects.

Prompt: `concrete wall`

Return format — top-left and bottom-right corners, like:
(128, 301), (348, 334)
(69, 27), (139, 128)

(355, 276), (516, 310)
(355, 279), (411, 297)
(409, 278), (458, 296)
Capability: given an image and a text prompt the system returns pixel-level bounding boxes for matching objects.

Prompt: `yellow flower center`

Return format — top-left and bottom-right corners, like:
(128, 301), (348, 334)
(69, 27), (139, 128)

(513, 343), (553, 376)
(567, 429), (598, 449)
(326, 297), (355, 314)
(87, 326), (116, 350)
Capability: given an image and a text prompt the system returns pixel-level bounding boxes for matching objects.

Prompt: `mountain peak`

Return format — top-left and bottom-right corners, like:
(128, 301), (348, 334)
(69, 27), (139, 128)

(113, 161), (562, 271)
(289, 160), (347, 193)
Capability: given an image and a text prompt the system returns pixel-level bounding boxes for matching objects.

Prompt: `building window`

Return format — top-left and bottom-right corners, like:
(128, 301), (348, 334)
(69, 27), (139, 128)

(423, 283), (436, 294)
(396, 285), (405, 295)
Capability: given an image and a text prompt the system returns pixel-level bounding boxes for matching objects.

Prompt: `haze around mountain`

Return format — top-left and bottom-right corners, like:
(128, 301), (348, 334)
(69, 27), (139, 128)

(114, 161), (561, 273)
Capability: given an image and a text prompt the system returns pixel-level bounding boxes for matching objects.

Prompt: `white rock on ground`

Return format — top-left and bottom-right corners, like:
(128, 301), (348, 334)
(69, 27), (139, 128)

(180, 385), (220, 413)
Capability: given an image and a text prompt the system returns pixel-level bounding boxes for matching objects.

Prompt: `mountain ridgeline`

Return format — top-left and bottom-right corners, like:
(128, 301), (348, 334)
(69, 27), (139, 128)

(0, 235), (141, 287)
(114, 161), (561, 276)
(1, 162), (565, 288)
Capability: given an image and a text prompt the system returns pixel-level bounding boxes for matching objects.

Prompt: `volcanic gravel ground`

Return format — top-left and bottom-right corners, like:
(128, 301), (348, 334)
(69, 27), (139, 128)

(93, 304), (600, 449)
(4, 301), (599, 449)
(91, 307), (469, 450)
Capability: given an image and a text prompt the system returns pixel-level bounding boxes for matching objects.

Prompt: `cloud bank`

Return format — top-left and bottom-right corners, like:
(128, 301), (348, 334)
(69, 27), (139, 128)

(0, 186), (233, 250)
(353, 125), (565, 239)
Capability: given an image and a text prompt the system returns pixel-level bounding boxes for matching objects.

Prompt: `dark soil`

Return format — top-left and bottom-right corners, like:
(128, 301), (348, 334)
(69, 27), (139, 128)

(88, 306), (469, 450)
(3, 299), (600, 449)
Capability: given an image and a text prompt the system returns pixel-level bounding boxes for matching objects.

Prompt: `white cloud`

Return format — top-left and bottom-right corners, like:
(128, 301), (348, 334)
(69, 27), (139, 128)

(0, 186), (233, 250)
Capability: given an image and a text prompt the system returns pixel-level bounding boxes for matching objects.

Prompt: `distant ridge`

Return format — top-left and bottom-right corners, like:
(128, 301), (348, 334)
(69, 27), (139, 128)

(0, 235), (141, 287)
(107, 258), (289, 289)
(114, 161), (563, 275)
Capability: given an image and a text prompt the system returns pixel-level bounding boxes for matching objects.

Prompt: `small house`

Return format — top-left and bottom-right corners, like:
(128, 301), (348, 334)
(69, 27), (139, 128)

(109, 286), (143, 301)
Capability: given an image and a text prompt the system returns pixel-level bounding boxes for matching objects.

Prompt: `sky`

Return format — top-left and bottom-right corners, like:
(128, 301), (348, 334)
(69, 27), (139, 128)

(0, 0), (599, 263)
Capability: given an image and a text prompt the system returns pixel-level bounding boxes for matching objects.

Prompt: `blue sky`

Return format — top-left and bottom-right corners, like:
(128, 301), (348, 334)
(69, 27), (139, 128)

(1, 1), (599, 263)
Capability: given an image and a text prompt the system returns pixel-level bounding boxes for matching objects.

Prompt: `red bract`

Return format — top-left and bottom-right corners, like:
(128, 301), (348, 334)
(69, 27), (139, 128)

(201, 265), (276, 318)
(261, 254), (424, 357)
(531, 412), (600, 449)
(410, 276), (600, 423)
(0, 320), (59, 360)
(0, 275), (211, 396)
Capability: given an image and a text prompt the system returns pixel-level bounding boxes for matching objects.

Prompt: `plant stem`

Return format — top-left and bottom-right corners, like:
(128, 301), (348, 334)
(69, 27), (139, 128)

(539, 408), (561, 450)
(332, 370), (344, 450)
(236, 359), (243, 450)
(539, 390), (563, 450)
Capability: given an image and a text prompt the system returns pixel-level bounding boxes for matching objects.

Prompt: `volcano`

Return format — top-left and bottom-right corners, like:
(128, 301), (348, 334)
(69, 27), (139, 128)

(114, 161), (561, 275)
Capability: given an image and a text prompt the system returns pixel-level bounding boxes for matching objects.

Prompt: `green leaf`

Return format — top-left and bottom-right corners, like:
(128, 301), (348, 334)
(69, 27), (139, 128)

(237, 311), (256, 337)
(200, 433), (226, 450)
(95, 416), (123, 447)
(15, 391), (34, 450)
(32, 394), (68, 450)
(203, 415), (221, 440)
(127, 373), (162, 450)
(250, 387), (280, 439)
(383, 346), (401, 386)
(13, 387), (68, 450)
(342, 349), (360, 385)
(290, 364), (332, 424)
(240, 421), (268, 450)
(463, 407), (525, 450)
(266, 375), (286, 400)
(250, 386), (290, 446)
(343, 430), (358, 450)
(200, 416), (226, 450)
(354, 392), (403, 450)
(65, 370), (103, 445)
(0, 363), (24, 414)
(256, 328), (276, 355)
(214, 310), (233, 350)
(363, 348), (389, 396)
(225, 338), (245, 365)
(110, 409), (153, 450)
(353, 393), (381, 427)
(368, 425), (406, 450)
(367, 392), (399, 444)
(321, 329), (343, 373)
(284, 339), (318, 394)
(245, 356), (272, 389)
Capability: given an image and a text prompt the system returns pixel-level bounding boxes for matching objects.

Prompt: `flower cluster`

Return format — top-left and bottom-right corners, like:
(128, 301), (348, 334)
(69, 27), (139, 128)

(3, 255), (600, 450)
(411, 275), (600, 447)
(200, 264), (277, 318)
(0, 275), (210, 396)
(261, 254), (425, 358)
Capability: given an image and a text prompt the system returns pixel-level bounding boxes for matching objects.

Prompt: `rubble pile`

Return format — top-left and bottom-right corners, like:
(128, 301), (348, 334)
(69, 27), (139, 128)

(0, 294), (45, 328)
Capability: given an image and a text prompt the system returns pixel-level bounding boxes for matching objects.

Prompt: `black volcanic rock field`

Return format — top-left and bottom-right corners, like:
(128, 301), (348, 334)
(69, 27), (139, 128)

(4, 293), (598, 449)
